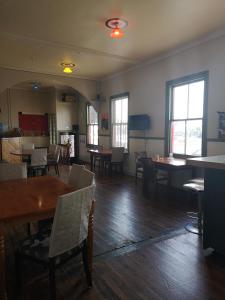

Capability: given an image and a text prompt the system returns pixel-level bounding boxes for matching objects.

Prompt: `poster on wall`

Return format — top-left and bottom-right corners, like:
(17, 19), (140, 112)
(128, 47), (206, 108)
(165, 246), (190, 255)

(101, 112), (109, 130)
(18, 112), (49, 135)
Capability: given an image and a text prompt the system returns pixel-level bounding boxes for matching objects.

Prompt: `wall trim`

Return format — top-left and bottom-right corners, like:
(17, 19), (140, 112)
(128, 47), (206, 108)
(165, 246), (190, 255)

(129, 136), (164, 140)
(207, 138), (225, 142)
(81, 133), (164, 141)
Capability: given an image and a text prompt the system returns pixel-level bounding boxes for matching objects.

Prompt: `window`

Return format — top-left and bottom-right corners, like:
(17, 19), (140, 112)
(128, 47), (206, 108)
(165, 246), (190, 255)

(111, 93), (128, 149)
(166, 72), (208, 157)
(87, 105), (98, 146)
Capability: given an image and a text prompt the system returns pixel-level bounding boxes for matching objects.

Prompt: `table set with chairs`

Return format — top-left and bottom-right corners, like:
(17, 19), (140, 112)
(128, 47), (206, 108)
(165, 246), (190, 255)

(89, 146), (125, 175)
(0, 158), (95, 300)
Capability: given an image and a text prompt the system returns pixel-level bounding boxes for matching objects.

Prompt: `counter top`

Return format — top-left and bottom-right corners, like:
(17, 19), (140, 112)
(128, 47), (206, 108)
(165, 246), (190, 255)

(187, 155), (225, 170)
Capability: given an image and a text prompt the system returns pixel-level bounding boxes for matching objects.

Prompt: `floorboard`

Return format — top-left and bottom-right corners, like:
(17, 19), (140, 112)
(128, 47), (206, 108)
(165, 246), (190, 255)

(6, 165), (225, 299)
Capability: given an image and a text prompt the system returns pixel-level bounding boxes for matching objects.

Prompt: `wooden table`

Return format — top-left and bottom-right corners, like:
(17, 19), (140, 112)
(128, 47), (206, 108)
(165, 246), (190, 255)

(0, 176), (94, 300)
(143, 157), (192, 198)
(88, 149), (112, 172)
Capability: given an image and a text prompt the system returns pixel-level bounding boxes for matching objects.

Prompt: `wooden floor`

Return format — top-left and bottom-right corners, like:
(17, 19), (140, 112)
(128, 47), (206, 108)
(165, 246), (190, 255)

(6, 165), (225, 299)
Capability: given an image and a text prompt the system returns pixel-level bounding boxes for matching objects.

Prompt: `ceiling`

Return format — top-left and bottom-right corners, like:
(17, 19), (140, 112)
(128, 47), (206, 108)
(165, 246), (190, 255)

(1, 0), (225, 80)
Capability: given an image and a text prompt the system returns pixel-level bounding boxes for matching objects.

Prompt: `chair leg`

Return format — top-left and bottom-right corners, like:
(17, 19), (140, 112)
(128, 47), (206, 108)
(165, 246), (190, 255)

(49, 258), (56, 300)
(135, 169), (138, 185)
(26, 223), (31, 235)
(15, 251), (22, 296)
(120, 163), (123, 175)
(56, 164), (60, 176)
(82, 240), (92, 287)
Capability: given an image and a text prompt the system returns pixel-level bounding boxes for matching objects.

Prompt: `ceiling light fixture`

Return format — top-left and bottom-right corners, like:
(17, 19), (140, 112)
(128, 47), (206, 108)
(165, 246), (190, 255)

(105, 18), (128, 39)
(31, 82), (41, 91)
(60, 63), (75, 74)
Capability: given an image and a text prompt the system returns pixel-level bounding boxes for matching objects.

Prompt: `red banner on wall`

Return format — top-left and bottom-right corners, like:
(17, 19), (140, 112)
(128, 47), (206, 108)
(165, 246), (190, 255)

(18, 113), (48, 134)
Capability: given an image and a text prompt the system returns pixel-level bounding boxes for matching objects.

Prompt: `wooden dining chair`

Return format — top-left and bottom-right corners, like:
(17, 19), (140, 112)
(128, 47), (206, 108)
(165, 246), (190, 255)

(22, 142), (34, 150)
(68, 164), (95, 189)
(0, 162), (27, 181)
(105, 147), (124, 175)
(142, 157), (168, 198)
(28, 148), (47, 176)
(38, 165), (94, 233)
(134, 151), (147, 184)
(47, 146), (61, 176)
(15, 185), (95, 300)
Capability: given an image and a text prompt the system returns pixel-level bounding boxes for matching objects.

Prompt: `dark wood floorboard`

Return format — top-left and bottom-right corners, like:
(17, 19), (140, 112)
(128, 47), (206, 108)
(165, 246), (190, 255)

(7, 165), (223, 300)
(21, 233), (225, 300)
(55, 165), (193, 256)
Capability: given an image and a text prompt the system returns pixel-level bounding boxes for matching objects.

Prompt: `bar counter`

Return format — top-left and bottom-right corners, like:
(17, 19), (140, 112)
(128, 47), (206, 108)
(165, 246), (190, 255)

(187, 155), (225, 254)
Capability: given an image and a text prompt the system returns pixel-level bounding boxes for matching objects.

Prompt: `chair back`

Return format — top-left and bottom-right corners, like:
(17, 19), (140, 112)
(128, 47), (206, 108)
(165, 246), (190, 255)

(135, 151), (147, 162)
(54, 147), (61, 163)
(0, 163), (27, 181)
(68, 164), (94, 189)
(31, 148), (47, 167)
(111, 147), (124, 163)
(49, 184), (95, 258)
(49, 144), (60, 156)
(22, 143), (34, 150)
(142, 158), (156, 183)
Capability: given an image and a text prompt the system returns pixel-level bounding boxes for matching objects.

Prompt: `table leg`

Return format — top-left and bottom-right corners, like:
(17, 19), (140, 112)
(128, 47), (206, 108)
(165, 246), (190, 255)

(0, 230), (7, 300)
(167, 169), (173, 200)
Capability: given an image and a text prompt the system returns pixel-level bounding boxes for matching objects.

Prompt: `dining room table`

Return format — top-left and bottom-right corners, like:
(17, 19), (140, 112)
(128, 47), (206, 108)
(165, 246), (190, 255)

(143, 156), (194, 198)
(88, 148), (113, 172)
(0, 175), (94, 300)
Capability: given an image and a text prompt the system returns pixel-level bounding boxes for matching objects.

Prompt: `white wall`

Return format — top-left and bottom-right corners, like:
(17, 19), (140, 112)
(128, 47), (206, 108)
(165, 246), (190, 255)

(0, 87), (55, 129)
(55, 89), (78, 131)
(98, 34), (225, 175)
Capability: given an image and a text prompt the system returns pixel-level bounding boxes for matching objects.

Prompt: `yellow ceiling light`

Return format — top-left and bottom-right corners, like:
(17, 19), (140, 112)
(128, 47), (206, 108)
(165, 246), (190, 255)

(60, 63), (75, 74)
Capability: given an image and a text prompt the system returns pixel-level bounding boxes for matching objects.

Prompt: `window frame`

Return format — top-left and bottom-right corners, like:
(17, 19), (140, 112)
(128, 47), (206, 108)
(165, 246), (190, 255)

(110, 92), (129, 151)
(165, 71), (209, 158)
(86, 104), (99, 147)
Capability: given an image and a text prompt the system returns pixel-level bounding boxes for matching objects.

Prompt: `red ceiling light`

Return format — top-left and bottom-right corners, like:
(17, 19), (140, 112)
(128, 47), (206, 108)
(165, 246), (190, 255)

(105, 18), (128, 39)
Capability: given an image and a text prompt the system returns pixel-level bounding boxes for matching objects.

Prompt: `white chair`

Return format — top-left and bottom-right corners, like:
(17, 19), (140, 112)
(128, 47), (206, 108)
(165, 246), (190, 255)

(29, 148), (47, 176)
(105, 147), (124, 175)
(0, 163), (27, 181)
(22, 143), (34, 150)
(68, 164), (94, 189)
(38, 164), (94, 234)
(15, 184), (95, 300)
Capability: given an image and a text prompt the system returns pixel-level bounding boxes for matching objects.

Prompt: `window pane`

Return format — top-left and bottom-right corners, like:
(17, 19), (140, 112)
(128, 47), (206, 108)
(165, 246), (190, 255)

(173, 85), (188, 119)
(171, 121), (185, 154)
(186, 120), (202, 156)
(112, 124), (121, 147)
(93, 125), (98, 145)
(89, 106), (98, 124)
(115, 100), (122, 123)
(188, 81), (204, 118)
(121, 97), (128, 122)
(120, 124), (128, 149)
